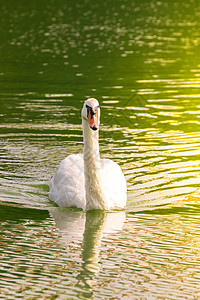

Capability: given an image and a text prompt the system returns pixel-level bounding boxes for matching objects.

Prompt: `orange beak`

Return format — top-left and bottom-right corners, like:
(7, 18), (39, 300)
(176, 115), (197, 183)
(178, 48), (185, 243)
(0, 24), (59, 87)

(88, 110), (99, 130)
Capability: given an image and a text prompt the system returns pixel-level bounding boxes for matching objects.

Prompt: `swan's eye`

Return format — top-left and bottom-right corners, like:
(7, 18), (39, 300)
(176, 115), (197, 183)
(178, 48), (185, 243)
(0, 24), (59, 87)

(86, 104), (91, 111)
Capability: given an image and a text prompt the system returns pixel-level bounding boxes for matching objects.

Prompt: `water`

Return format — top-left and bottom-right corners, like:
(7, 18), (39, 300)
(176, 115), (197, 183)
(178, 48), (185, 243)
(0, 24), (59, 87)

(1, 0), (200, 298)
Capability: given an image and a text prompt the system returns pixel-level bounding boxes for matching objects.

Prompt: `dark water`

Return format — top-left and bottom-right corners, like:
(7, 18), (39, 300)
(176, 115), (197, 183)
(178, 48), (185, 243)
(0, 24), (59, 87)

(1, 0), (200, 298)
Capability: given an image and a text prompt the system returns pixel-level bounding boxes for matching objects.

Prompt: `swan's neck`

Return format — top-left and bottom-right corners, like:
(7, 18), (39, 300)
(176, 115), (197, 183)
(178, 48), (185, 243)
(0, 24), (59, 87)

(82, 118), (107, 210)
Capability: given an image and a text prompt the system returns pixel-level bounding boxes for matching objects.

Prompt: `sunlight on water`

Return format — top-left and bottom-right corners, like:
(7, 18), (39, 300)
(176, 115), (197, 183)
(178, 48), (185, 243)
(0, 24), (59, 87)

(1, 207), (200, 298)
(1, 0), (200, 298)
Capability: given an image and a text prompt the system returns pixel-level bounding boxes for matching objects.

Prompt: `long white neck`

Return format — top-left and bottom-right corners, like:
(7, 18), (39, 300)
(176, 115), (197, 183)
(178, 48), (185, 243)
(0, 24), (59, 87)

(82, 118), (107, 210)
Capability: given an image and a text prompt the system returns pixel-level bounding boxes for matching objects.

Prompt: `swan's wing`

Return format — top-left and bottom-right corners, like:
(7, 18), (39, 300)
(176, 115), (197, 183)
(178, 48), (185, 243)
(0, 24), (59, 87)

(49, 154), (86, 209)
(100, 159), (127, 209)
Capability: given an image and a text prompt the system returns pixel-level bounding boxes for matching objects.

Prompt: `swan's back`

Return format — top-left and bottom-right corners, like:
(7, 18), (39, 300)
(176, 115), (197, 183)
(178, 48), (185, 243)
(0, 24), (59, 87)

(100, 159), (127, 209)
(49, 154), (86, 209)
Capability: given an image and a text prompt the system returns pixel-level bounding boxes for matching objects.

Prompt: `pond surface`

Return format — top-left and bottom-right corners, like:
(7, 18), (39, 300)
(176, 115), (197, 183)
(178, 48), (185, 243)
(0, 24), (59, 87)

(1, 0), (200, 298)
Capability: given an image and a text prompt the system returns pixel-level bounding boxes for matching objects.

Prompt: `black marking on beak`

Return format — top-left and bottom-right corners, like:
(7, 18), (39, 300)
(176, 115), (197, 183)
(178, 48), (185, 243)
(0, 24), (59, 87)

(86, 105), (96, 118)
(91, 125), (98, 131)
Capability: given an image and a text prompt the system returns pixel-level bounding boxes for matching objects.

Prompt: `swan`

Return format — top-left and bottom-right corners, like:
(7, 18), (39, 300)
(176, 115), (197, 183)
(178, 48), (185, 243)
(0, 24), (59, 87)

(49, 98), (127, 210)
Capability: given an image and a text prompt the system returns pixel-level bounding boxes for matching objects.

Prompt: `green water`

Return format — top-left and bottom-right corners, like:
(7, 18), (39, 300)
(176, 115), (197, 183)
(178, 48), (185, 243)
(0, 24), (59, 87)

(1, 0), (200, 298)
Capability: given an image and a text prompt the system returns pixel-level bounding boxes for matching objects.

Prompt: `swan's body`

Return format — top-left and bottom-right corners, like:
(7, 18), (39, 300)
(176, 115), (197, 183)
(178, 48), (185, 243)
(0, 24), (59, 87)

(49, 153), (126, 210)
(49, 98), (127, 211)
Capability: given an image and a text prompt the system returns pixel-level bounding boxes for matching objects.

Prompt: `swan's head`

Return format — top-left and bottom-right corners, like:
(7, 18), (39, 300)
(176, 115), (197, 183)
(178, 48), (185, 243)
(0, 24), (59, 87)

(82, 98), (100, 131)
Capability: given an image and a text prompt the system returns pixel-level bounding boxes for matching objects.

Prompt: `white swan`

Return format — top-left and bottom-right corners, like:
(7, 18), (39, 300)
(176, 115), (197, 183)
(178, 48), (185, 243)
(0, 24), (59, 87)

(49, 98), (127, 210)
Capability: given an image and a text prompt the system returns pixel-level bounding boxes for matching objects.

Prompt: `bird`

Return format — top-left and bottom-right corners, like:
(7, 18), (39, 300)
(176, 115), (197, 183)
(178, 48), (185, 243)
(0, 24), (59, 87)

(49, 98), (127, 211)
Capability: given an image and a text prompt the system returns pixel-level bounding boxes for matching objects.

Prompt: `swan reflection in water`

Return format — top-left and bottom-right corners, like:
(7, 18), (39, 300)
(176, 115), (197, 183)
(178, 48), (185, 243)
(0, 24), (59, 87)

(49, 209), (126, 296)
